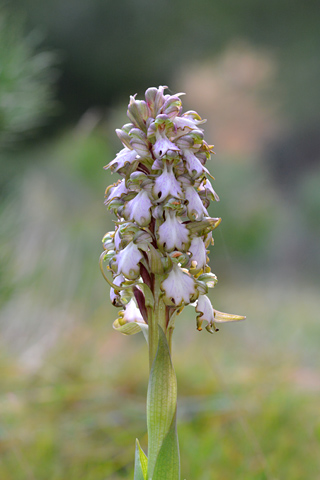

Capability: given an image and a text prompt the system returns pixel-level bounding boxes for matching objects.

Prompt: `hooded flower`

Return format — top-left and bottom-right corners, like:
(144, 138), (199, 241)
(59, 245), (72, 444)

(157, 210), (190, 252)
(185, 186), (208, 220)
(105, 179), (128, 204)
(153, 163), (183, 201)
(153, 129), (179, 159)
(185, 149), (211, 178)
(162, 263), (196, 305)
(196, 295), (245, 333)
(112, 299), (148, 336)
(115, 241), (143, 279)
(106, 147), (137, 172)
(117, 298), (145, 325)
(123, 190), (153, 226)
(189, 236), (207, 270)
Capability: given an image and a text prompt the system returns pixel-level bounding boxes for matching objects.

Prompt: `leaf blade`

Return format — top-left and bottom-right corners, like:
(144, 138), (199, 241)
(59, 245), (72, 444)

(134, 439), (148, 480)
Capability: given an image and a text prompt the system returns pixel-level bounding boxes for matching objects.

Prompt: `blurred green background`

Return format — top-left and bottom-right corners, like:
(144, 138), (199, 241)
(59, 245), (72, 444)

(1, 1), (320, 479)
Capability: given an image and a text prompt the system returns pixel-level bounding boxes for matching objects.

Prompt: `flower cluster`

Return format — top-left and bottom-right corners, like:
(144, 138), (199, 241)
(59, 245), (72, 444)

(101, 86), (244, 334)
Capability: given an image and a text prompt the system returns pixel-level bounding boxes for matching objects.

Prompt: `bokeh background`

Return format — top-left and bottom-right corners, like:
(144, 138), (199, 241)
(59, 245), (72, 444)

(1, 1), (320, 479)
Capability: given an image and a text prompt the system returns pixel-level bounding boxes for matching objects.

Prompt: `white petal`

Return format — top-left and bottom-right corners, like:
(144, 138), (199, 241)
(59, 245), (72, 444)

(116, 242), (143, 279)
(123, 190), (152, 226)
(153, 131), (179, 159)
(106, 147), (138, 171)
(110, 274), (125, 304)
(114, 228), (122, 250)
(185, 186), (208, 220)
(106, 179), (128, 202)
(189, 236), (207, 270)
(121, 299), (145, 324)
(162, 264), (195, 305)
(183, 149), (209, 178)
(173, 116), (198, 130)
(199, 178), (220, 202)
(195, 295), (214, 324)
(157, 211), (189, 252)
(153, 163), (183, 201)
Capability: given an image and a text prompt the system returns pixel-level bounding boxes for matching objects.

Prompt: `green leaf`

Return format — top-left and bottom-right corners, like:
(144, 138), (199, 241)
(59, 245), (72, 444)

(147, 327), (179, 480)
(153, 410), (180, 480)
(134, 439), (148, 480)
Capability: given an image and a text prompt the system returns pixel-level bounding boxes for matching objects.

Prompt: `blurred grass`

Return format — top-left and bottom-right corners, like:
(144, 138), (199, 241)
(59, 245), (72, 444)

(1, 124), (320, 479)
(1, 279), (320, 480)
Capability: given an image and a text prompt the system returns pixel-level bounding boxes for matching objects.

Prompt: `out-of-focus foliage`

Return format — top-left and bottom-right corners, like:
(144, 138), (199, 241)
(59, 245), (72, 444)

(1, 277), (320, 480)
(0, 10), (58, 149)
(1, 1), (320, 478)
(10, 0), (320, 124)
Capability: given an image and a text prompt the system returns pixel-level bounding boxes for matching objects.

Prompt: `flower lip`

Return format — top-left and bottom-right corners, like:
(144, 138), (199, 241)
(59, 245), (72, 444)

(115, 241), (143, 279)
(105, 147), (138, 172)
(157, 210), (190, 252)
(161, 263), (196, 306)
(105, 179), (128, 204)
(116, 298), (146, 326)
(153, 162), (183, 202)
(123, 189), (153, 226)
(189, 236), (207, 270)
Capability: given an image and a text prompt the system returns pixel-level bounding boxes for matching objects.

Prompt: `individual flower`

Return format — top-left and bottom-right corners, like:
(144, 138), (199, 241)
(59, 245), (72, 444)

(153, 162), (183, 201)
(123, 189), (153, 226)
(114, 241), (143, 279)
(162, 263), (196, 305)
(195, 295), (245, 333)
(189, 236), (207, 270)
(182, 149), (209, 178)
(105, 147), (137, 172)
(157, 210), (190, 252)
(105, 179), (128, 204)
(116, 298), (145, 325)
(184, 185), (208, 220)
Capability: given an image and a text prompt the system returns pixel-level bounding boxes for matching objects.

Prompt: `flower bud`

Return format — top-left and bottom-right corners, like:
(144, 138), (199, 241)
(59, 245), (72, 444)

(127, 95), (148, 132)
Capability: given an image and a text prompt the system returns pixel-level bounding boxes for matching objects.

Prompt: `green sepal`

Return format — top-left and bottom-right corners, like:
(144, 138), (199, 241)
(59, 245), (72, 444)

(134, 438), (148, 480)
(147, 327), (179, 480)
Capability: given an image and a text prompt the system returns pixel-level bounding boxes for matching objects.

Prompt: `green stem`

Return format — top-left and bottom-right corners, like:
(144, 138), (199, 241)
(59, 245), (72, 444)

(145, 277), (180, 478)
(146, 327), (180, 480)
(148, 275), (167, 371)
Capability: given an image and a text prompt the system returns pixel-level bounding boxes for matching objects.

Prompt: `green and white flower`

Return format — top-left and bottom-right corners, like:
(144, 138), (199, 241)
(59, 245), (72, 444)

(100, 86), (245, 337)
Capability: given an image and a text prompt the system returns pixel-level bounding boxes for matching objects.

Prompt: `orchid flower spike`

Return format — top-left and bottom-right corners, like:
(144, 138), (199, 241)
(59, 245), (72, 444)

(101, 86), (245, 336)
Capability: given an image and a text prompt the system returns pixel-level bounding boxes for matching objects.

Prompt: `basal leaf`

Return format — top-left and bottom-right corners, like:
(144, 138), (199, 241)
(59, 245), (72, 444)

(152, 409), (180, 480)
